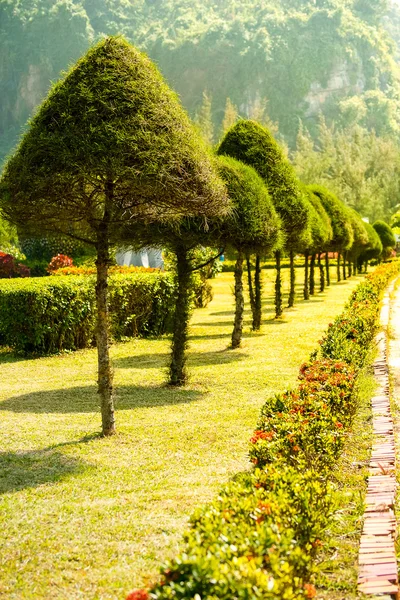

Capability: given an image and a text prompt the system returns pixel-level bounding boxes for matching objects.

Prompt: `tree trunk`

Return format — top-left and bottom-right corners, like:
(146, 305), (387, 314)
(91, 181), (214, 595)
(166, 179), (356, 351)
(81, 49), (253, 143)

(325, 253), (330, 286)
(253, 254), (262, 330)
(96, 186), (115, 437)
(353, 256), (357, 275)
(288, 249), (295, 308)
(347, 255), (352, 278)
(275, 250), (283, 318)
(309, 254), (316, 295)
(337, 253), (341, 282)
(342, 251), (347, 280)
(246, 254), (255, 318)
(304, 253), (309, 300)
(318, 252), (325, 292)
(365, 261), (368, 274)
(169, 245), (192, 385)
(232, 251), (245, 348)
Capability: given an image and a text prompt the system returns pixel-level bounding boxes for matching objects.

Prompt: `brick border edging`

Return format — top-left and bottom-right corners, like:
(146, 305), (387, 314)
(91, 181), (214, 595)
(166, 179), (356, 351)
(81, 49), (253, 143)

(358, 283), (399, 598)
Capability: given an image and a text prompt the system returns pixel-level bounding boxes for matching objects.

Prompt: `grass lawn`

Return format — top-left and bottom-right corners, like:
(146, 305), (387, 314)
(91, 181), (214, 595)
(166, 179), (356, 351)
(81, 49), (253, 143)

(0, 267), (365, 599)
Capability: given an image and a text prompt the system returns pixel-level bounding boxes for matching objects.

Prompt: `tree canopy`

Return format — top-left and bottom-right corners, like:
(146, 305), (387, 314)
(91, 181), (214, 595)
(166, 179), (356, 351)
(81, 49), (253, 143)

(217, 120), (309, 249)
(308, 185), (354, 253)
(373, 220), (396, 253)
(0, 36), (227, 242)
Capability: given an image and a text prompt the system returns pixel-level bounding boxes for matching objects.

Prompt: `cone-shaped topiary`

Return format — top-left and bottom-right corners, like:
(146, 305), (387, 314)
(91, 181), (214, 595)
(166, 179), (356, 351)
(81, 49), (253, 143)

(217, 120), (308, 317)
(301, 187), (333, 298)
(215, 155), (282, 347)
(373, 221), (396, 260)
(358, 222), (383, 271)
(347, 208), (369, 277)
(307, 185), (353, 284)
(0, 36), (228, 435)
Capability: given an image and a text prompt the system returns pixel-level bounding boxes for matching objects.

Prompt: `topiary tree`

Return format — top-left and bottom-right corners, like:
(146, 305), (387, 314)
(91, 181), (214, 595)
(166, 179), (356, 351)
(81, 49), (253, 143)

(0, 36), (228, 436)
(373, 220), (396, 260)
(217, 120), (309, 318)
(358, 222), (383, 272)
(308, 185), (353, 283)
(215, 156), (281, 346)
(346, 208), (369, 276)
(302, 187), (333, 298)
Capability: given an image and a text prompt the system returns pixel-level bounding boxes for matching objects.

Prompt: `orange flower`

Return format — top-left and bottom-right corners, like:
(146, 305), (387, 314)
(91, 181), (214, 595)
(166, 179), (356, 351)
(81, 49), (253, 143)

(126, 590), (149, 600)
(304, 583), (316, 598)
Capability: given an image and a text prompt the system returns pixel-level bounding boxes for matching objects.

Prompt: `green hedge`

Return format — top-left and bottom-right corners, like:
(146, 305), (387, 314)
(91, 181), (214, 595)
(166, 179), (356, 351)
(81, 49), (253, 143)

(0, 272), (175, 355)
(125, 261), (400, 600)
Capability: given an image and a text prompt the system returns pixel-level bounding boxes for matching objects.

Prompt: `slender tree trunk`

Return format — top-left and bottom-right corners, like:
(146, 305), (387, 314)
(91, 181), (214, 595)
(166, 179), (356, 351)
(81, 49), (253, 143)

(347, 255), (352, 278)
(169, 245), (192, 385)
(353, 256), (357, 275)
(342, 251), (347, 280)
(288, 249), (295, 308)
(365, 261), (368, 273)
(232, 251), (245, 348)
(337, 253), (341, 282)
(318, 252), (325, 292)
(246, 254), (255, 317)
(304, 253), (309, 300)
(253, 254), (262, 330)
(309, 254), (316, 295)
(275, 250), (283, 318)
(96, 185), (115, 437)
(325, 253), (330, 286)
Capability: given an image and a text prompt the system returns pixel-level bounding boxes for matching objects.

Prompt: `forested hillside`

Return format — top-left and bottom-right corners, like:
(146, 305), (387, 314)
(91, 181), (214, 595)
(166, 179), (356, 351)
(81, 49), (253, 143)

(2, 0), (400, 218)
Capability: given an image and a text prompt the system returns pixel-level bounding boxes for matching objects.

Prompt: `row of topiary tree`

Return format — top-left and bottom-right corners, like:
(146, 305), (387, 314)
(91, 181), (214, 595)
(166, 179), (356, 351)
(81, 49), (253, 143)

(0, 37), (396, 436)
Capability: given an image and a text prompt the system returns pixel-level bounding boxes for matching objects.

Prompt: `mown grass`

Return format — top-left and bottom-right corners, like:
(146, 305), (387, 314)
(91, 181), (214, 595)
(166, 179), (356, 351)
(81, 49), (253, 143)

(0, 267), (364, 599)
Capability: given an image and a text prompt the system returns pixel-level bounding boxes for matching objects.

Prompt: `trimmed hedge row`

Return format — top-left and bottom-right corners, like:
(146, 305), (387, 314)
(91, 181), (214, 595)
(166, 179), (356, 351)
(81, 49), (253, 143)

(126, 261), (400, 600)
(0, 272), (175, 355)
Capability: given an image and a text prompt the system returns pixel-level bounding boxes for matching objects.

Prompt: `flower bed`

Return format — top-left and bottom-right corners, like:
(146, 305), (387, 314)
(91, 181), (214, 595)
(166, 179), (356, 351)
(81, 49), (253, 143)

(0, 272), (175, 355)
(126, 261), (399, 600)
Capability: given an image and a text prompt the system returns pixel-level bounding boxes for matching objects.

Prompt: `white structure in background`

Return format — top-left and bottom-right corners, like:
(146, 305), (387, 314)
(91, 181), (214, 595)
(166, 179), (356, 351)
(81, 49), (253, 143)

(116, 247), (164, 269)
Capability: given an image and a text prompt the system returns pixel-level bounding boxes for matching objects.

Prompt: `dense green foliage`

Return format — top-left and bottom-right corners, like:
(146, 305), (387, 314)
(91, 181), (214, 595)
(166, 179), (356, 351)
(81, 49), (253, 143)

(303, 187), (333, 254)
(0, 272), (174, 355)
(215, 155), (281, 253)
(129, 261), (400, 600)
(308, 185), (354, 253)
(358, 222), (383, 267)
(2, 0), (400, 165)
(0, 36), (227, 243)
(293, 121), (400, 221)
(218, 120), (308, 248)
(373, 219), (396, 256)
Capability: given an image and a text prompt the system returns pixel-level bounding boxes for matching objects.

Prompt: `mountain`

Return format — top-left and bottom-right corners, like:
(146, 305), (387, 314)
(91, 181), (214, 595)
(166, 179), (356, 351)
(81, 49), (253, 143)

(1, 0), (400, 164)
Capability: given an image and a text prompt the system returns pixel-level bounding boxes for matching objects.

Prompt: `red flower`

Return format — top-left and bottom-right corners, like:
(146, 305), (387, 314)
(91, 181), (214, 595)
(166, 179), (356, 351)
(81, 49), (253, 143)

(126, 590), (149, 600)
(335, 422), (343, 428)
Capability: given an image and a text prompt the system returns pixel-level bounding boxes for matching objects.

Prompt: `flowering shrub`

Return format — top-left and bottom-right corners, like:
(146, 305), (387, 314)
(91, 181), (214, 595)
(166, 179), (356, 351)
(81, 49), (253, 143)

(0, 252), (30, 278)
(125, 261), (399, 600)
(47, 254), (74, 272)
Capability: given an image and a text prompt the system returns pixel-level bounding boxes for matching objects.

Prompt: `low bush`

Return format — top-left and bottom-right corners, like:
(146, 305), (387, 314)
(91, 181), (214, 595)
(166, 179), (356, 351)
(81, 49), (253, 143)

(50, 265), (161, 276)
(47, 254), (74, 272)
(126, 261), (399, 600)
(0, 272), (175, 354)
(0, 252), (30, 278)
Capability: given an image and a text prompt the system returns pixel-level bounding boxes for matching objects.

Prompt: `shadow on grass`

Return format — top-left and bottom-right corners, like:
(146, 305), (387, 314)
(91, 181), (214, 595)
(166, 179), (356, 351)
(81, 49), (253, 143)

(115, 349), (245, 369)
(0, 447), (88, 495)
(0, 384), (204, 414)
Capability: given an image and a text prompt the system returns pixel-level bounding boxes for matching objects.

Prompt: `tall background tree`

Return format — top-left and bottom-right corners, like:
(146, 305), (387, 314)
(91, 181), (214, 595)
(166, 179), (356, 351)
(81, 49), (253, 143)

(0, 36), (228, 435)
